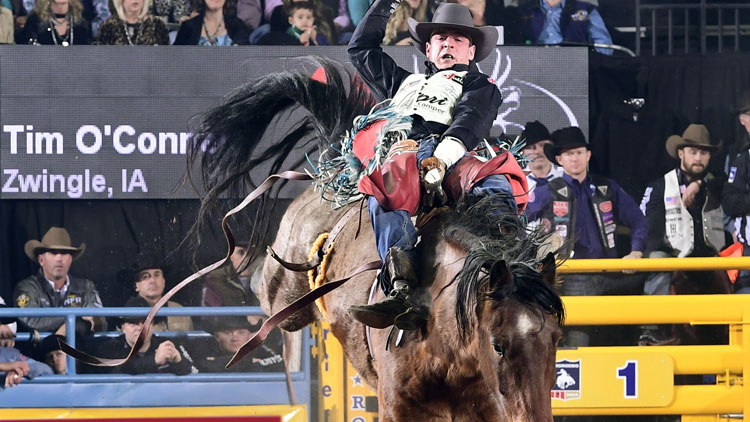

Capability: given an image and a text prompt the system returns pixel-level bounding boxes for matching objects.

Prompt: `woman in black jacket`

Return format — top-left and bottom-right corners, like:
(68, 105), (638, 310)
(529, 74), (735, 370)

(173, 0), (249, 45)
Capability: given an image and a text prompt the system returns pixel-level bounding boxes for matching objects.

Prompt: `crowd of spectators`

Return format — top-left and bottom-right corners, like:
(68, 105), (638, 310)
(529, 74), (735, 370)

(0, 0), (615, 51)
(0, 226), (280, 383)
(520, 90), (750, 347)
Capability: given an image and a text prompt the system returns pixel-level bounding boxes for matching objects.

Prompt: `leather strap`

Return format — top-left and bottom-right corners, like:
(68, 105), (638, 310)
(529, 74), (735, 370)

(227, 259), (381, 368)
(60, 171), (313, 366)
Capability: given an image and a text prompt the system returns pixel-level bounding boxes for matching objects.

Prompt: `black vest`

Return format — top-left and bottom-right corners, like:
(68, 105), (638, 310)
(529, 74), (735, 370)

(541, 175), (617, 257)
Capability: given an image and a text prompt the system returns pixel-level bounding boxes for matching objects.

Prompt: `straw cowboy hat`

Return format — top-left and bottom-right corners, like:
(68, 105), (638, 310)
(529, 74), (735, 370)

(408, 2), (498, 63)
(665, 124), (722, 159)
(24, 227), (86, 261)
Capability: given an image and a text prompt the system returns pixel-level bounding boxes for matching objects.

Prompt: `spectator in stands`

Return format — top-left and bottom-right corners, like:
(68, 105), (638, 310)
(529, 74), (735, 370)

(0, 348), (52, 387)
(284, 1), (328, 45)
(382, 0), (427, 46)
(196, 315), (283, 373)
(173, 0), (249, 45)
(34, 334), (67, 374)
(236, 0), (260, 32)
(639, 124), (726, 345)
(523, 121), (563, 232)
(16, 0), (92, 44)
(457, 0), (523, 45)
(518, 0), (613, 55)
(97, 0), (169, 44)
(22, 0), (110, 38)
(98, 297), (196, 375)
(0, 296), (17, 348)
(0, 293), (53, 386)
(202, 243), (263, 308)
(152, 0), (191, 25)
(13, 227), (106, 336)
(723, 92), (750, 294)
(522, 120), (563, 193)
(526, 126), (647, 346)
(253, 0), (334, 45)
(0, 6), (13, 42)
(127, 254), (193, 331)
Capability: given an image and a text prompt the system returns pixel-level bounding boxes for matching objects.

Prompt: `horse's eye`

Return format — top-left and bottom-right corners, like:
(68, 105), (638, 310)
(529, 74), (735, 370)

(492, 343), (505, 358)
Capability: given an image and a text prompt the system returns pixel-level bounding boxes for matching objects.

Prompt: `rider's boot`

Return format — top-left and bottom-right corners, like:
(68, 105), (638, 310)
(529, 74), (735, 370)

(348, 248), (428, 330)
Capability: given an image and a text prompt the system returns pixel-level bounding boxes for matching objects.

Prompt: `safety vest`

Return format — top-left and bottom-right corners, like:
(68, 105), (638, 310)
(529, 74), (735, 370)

(390, 70), (467, 126)
(544, 176), (617, 257)
(663, 169), (725, 257)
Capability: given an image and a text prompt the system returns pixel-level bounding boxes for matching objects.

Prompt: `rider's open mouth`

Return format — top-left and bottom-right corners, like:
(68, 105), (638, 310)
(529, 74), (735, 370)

(441, 54), (454, 60)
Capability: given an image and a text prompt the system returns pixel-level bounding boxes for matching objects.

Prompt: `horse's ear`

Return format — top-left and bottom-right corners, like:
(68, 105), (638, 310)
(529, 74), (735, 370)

(489, 260), (512, 288)
(540, 252), (557, 285)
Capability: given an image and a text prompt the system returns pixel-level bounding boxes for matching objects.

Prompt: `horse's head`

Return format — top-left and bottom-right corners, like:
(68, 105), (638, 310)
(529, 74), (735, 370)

(440, 197), (564, 422)
(478, 254), (563, 422)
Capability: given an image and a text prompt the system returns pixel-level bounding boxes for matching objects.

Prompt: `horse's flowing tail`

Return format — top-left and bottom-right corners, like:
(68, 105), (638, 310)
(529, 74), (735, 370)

(185, 57), (376, 255)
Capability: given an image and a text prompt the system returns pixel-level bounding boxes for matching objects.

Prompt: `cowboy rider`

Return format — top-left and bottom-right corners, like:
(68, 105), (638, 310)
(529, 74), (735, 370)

(347, 0), (528, 330)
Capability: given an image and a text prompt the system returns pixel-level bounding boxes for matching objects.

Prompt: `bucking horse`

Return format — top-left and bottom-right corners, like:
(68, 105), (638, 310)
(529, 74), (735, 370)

(67, 58), (565, 421)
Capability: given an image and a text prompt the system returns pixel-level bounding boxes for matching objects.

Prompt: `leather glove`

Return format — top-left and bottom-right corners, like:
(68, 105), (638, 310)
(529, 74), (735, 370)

(420, 157), (447, 208)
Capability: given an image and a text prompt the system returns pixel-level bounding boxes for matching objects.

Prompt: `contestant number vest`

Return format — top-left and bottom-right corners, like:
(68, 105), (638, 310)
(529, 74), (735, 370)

(663, 169), (725, 257)
(545, 176), (617, 257)
(390, 70), (466, 126)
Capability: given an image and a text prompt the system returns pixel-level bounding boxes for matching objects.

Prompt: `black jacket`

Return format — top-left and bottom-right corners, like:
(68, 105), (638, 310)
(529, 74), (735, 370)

(13, 270), (106, 333)
(347, 0), (503, 151)
(16, 12), (92, 45)
(174, 13), (250, 45)
(723, 149), (750, 246)
(97, 336), (195, 375)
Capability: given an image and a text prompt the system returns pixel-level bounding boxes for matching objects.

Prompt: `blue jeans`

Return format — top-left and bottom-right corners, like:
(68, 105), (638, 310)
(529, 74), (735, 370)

(368, 171), (517, 263)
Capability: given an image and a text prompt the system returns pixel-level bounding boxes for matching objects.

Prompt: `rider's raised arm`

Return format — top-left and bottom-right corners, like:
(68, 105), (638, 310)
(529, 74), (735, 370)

(347, 0), (411, 102)
(443, 74), (503, 152)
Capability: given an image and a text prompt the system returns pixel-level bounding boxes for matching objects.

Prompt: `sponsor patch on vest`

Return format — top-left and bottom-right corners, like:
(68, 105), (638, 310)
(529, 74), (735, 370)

(557, 186), (569, 197)
(553, 201), (569, 217)
(555, 224), (568, 238)
(597, 185), (608, 196)
(599, 200), (613, 213)
(606, 233), (616, 248)
(16, 293), (30, 307)
(64, 294), (83, 307)
(551, 359), (581, 401)
(571, 9), (589, 22)
(729, 166), (737, 183)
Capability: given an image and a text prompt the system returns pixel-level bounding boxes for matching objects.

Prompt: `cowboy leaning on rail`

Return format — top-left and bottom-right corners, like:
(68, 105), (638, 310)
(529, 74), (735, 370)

(346, 0), (529, 330)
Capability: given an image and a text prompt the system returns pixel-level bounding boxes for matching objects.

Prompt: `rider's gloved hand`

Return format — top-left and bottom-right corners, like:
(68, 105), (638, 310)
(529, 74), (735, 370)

(420, 157), (447, 208)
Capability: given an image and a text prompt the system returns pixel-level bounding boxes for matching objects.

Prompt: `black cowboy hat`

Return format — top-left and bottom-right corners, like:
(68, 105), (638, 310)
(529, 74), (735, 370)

(407, 2), (498, 63)
(34, 334), (65, 362)
(665, 124), (722, 159)
(521, 121), (551, 148)
(543, 126), (589, 166)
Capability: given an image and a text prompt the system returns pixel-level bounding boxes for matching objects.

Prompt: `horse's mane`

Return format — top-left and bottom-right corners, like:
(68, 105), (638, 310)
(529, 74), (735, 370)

(442, 196), (565, 341)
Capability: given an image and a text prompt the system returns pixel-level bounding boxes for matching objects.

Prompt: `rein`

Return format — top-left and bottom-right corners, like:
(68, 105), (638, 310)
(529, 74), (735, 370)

(60, 169), (378, 371)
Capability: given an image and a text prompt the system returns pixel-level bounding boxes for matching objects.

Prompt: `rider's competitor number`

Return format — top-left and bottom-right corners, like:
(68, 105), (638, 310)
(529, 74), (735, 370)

(553, 351), (674, 408)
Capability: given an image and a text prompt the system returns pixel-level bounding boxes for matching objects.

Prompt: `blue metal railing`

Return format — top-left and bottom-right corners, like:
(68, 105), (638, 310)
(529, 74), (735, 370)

(1, 306), (288, 376)
(0, 306), (313, 408)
